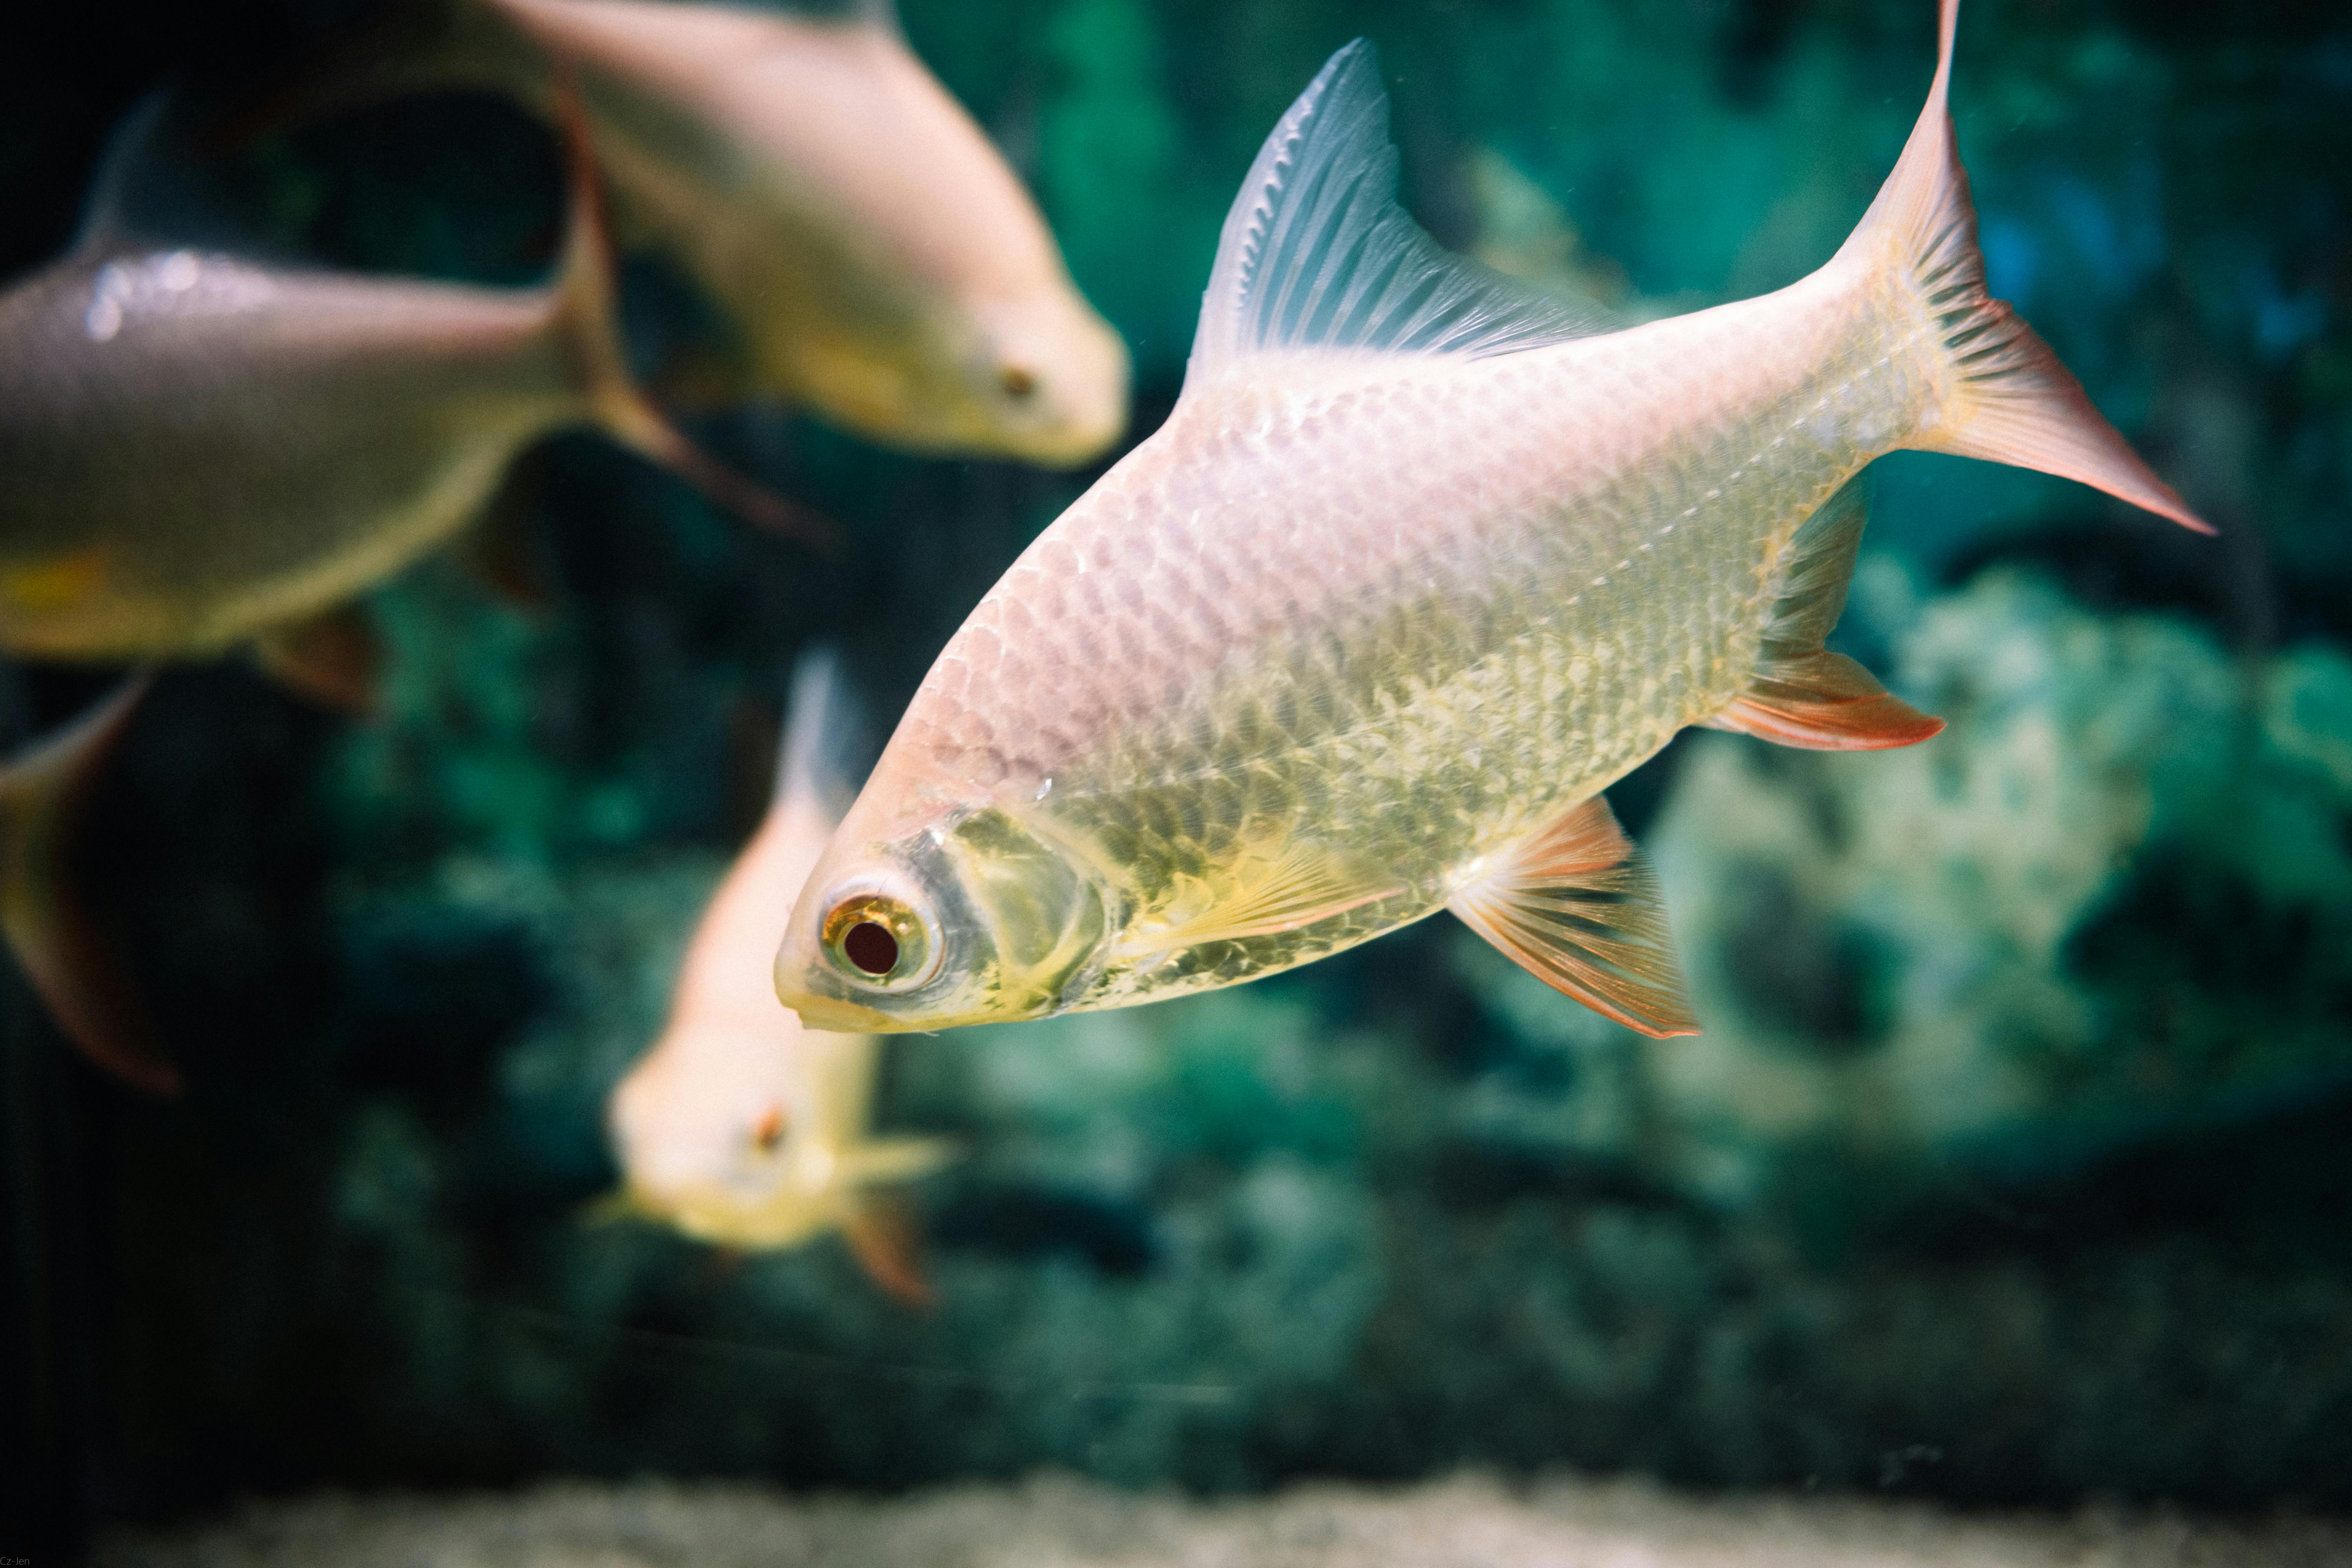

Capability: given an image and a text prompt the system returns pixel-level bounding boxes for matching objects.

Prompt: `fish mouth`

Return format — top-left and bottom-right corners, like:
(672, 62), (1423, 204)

(777, 989), (905, 1034)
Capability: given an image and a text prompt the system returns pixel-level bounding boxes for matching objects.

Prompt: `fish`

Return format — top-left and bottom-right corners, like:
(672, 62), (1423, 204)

(258, 0), (1130, 466)
(0, 86), (823, 676)
(606, 647), (954, 1302)
(770, 0), (2208, 1038)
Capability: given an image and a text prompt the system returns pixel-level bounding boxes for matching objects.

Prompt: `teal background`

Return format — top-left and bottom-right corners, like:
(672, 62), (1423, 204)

(3, 0), (2349, 1547)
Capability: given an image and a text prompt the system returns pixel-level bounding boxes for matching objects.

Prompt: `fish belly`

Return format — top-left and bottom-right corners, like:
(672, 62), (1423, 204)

(930, 276), (1930, 1006)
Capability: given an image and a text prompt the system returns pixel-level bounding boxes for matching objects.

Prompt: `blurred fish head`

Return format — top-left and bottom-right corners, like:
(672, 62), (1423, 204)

(605, 1033), (830, 1245)
(775, 784), (1110, 1032)
(805, 287), (1130, 469)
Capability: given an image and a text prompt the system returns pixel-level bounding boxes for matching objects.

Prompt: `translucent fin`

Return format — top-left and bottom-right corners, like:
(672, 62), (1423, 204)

(776, 642), (874, 818)
(0, 674), (178, 1095)
(842, 1192), (933, 1307)
(1448, 796), (1698, 1039)
(839, 1135), (960, 1188)
(251, 603), (382, 714)
(1703, 477), (1944, 751)
(542, 69), (842, 553)
(1117, 841), (1404, 958)
(1184, 40), (1614, 390)
(1842, 0), (2208, 533)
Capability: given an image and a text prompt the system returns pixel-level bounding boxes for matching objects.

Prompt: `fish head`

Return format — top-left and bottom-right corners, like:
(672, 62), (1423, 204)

(775, 785), (1110, 1033)
(605, 1028), (828, 1244)
(805, 287), (1130, 469)
(948, 288), (1132, 467)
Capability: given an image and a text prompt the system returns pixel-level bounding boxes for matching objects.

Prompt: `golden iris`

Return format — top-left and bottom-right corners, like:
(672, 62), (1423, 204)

(822, 894), (930, 986)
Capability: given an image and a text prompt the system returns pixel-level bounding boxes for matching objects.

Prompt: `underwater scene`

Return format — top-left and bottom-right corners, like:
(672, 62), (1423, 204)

(3, 0), (2350, 1561)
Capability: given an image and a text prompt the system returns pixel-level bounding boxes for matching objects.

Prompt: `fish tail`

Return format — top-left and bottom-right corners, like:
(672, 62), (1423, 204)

(543, 69), (843, 554)
(0, 673), (178, 1096)
(1839, 0), (2209, 534)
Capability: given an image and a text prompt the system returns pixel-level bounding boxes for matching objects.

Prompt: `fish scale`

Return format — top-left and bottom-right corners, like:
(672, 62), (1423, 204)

(775, 0), (2207, 1038)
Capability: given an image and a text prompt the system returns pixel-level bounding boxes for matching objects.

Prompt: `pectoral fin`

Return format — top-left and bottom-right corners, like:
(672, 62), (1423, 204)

(1118, 840), (1405, 959)
(0, 673), (177, 1094)
(842, 1193), (934, 1308)
(251, 603), (381, 714)
(840, 1135), (961, 1188)
(1448, 796), (1698, 1039)
(1704, 476), (1944, 752)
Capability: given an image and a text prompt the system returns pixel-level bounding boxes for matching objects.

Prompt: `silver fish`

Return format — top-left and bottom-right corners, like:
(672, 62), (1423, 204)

(268, 0), (1130, 465)
(0, 90), (817, 667)
(772, 0), (2207, 1038)
(607, 648), (952, 1300)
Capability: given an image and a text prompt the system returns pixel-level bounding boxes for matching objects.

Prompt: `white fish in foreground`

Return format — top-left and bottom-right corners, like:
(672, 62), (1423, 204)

(607, 649), (953, 1302)
(773, 0), (2208, 1038)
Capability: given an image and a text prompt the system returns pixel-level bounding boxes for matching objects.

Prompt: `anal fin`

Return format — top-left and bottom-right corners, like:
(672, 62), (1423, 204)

(0, 672), (178, 1094)
(1447, 796), (1698, 1038)
(1706, 652), (1945, 751)
(1707, 475), (1944, 752)
(252, 603), (382, 714)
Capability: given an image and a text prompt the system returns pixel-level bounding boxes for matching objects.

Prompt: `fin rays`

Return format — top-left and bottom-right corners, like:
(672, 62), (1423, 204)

(1449, 797), (1698, 1039)
(1186, 39), (1614, 388)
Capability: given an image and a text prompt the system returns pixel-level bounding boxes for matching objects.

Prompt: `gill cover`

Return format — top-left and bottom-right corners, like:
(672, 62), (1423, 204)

(781, 805), (1107, 1032)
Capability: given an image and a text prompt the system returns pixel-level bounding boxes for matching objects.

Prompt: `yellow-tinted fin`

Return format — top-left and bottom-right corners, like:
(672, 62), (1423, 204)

(840, 1135), (961, 1188)
(0, 673), (177, 1095)
(1448, 796), (1698, 1039)
(1850, 0), (2208, 534)
(842, 1192), (934, 1308)
(456, 454), (556, 613)
(1704, 476), (1945, 752)
(251, 603), (382, 714)
(1117, 840), (1404, 958)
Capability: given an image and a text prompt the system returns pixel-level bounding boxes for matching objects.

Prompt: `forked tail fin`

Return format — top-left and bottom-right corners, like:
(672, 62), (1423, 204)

(543, 70), (842, 553)
(1839, 0), (2210, 534)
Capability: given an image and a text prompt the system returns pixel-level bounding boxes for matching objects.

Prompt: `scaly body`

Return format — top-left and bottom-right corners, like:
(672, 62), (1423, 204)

(0, 254), (574, 654)
(774, 2), (2206, 1038)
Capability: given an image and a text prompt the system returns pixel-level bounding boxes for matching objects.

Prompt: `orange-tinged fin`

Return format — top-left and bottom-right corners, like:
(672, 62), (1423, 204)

(842, 1193), (934, 1308)
(456, 456), (557, 614)
(251, 603), (382, 714)
(1843, 0), (2208, 534)
(1705, 476), (1945, 752)
(541, 67), (843, 555)
(1448, 796), (1698, 1039)
(1117, 842), (1404, 959)
(0, 674), (178, 1095)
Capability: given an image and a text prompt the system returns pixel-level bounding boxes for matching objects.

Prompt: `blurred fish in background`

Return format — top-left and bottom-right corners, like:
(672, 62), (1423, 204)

(252, 0), (1132, 464)
(0, 84), (818, 1093)
(773, 0), (2207, 1039)
(606, 646), (954, 1302)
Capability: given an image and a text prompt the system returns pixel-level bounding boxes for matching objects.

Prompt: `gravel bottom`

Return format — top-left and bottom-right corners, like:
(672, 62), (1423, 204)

(94, 1472), (2352, 1568)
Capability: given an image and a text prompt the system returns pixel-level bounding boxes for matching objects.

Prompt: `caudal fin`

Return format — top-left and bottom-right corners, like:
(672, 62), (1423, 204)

(544, 72), (842, 553)
(0, 674), (177, 1096)
(1839, 0), (2209, 534)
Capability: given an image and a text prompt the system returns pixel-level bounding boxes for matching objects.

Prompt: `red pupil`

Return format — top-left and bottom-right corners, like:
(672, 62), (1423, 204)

(843, 920), (900, 976)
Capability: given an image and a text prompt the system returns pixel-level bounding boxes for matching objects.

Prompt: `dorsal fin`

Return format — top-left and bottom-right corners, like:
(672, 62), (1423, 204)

(1448, 795), (1698, 1038)
(1704, 476), (1946, 751)
(1184, 40), (1614, 391)
(777, 642), (873, 821)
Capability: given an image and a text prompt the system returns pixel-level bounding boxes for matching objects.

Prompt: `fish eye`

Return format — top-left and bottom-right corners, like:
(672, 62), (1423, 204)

(751, 1105), (786, 1153)
(998, 364), (1038, 400)
(821, 890), (938, 990)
